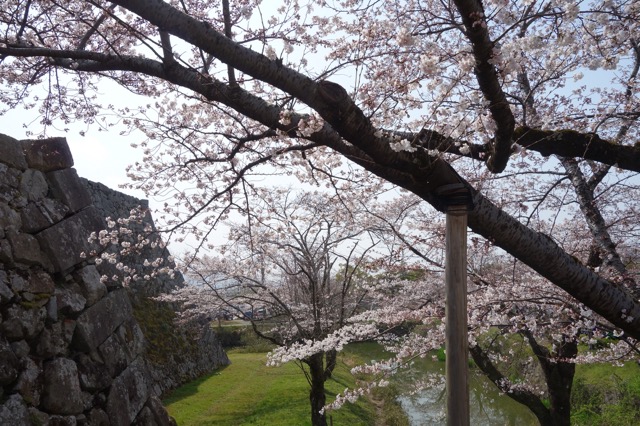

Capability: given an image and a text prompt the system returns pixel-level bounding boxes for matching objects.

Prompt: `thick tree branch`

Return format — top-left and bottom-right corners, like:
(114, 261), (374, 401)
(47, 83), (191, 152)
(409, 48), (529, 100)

(514, 126), (640, 172)
(76, 4), (117, 50)
(221, 0), (237, 87)
(403, 126), (640, 173)
(105, 0), (441, 178)
(561, 158), (626, 273)
(453, 0), (515, 173)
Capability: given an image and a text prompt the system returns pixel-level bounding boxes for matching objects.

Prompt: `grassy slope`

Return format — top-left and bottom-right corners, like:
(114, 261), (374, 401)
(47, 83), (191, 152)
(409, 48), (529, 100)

(163, 350), (377, 426)
(572, 362), (640, 425)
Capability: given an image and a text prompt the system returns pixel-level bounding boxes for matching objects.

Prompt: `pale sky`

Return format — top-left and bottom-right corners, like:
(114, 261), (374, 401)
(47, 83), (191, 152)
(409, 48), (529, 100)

(0, 84), (148, 201)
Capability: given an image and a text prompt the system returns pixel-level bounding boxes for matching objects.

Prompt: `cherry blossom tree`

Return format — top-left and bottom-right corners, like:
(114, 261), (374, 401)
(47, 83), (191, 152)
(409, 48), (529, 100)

(160, 188), (385, 426)
(333, 193), (640, 425)
(1, 0), (640, 374)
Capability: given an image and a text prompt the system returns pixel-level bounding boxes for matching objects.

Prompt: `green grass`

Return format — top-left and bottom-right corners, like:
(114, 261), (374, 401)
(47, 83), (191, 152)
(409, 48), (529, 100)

(571, 362), (640, 425)
(163, 349), (378, 426)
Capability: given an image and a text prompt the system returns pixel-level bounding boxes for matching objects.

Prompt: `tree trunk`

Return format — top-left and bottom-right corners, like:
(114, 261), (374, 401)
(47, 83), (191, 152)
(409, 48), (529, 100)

(307, 353), (328, 426)
(521, 330), (578, 426)
(324, 349), (337, 379)
(538, 337), (578, 426)
(547, 362), (575, 426)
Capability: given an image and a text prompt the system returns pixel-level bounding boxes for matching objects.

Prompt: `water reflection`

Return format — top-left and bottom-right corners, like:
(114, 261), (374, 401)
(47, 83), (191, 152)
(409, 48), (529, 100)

(397, 362), (539, 425)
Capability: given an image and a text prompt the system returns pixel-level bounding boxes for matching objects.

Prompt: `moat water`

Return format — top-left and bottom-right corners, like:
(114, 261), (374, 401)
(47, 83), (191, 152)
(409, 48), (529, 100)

(396, 359), (539, 425)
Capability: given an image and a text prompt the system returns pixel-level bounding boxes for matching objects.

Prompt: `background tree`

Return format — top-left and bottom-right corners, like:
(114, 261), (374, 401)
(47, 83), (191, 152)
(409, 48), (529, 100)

(329, 194), (640, 425)
(1, 0), (640, 374)
(161, 189), (383, 426)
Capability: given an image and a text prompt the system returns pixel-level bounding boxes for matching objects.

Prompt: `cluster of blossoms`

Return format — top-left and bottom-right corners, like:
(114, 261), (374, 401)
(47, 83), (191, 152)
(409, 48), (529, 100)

(320, 379), (389, 414)
(297, 114), (324, 137)
(81, 207), (178, 287)
(389, 138), (417, 153)
(267, 323), (380, 367)
(278, 110), (325, 137)
(278, 109), (292, 126)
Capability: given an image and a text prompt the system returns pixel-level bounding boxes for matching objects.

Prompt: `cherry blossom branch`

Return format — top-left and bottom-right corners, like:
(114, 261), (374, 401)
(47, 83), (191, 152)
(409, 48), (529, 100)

(513, 127), (640, 173)
(453, 0), (515, 172)
(560, 158), (632, 284)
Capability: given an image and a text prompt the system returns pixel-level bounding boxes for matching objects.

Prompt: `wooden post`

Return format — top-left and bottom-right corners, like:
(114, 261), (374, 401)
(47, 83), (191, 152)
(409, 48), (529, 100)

(445, 204), (469, 426)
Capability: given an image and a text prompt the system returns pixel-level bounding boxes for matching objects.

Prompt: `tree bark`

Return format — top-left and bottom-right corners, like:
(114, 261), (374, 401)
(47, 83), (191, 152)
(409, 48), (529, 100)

(524, 331), (578, 426)
(324, 349), (337, 380)
(453, 0), (514, 172)
(560, 158), (627, 276)
(306, 353), (328, 426)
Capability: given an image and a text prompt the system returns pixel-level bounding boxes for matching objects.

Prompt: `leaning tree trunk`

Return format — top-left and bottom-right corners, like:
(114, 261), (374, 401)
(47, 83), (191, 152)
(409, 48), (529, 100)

(306, 352), (328, 426)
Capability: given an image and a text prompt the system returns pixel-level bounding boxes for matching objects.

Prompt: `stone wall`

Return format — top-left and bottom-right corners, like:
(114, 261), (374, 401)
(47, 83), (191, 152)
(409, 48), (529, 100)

(81, 179), (230, 396)
(0, 134), (228, 424)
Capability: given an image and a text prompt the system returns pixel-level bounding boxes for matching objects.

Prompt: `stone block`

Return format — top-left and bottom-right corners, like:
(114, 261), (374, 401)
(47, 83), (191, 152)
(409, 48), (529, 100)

(0, 336), (19, 385)
(20, 169), (49, 201)
(25, 269), (55, 294)
(74, 265), (107, 307)
(76, 353), (112, 392)
(97, 318), (147, 373)
(28, 407), (50, 426)
(41, 358), (86, 415)
(9, 271), (27, 292)
(10, 339), (31, 357)
(0, 270), (13, 302)
(36, 206), (104, 272)
(47, 296), (58, 322)
(0, 394), (30, 425)
(20, 202), (50, 233)
(86, 408), (110, 426)
(47, 168), (92, 213)
(73, 289), (132, 352)
(133, 396), (176, 426)
(0, 202), (21, 233)
(56, 287), (87, 316)
(0, 317), (25, 341)
(0, 133), (28, 170)
(0, 239), (13, 266)
(132, 406), (154, 426)
(98, 333), (129, 378)
(22, 137), (74, 172)
(0, 162), (21, 189)
(106, 357), (150, 426)
(37, 322), (73, 358)
(49, 415), (79, 426)
(15, 356), (43, 406)
(1, 304), (46, 340)
(21, 199), (69, 233)
(117, 318), (146, 361)
(7, 231), (46, 266)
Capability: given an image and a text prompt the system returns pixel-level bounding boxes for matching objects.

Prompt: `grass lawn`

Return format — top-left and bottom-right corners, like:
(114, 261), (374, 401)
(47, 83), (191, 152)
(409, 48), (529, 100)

(163, 350), (378, 426)
(571, 361), (640, 425)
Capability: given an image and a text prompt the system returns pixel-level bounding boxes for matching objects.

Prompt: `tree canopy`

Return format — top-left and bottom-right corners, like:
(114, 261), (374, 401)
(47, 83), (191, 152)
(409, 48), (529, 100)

(1, 0), (639, 340)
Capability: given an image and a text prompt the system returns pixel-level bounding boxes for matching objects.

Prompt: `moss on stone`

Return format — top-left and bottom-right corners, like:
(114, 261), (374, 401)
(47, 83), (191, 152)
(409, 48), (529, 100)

(131, 296), (199, 366)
